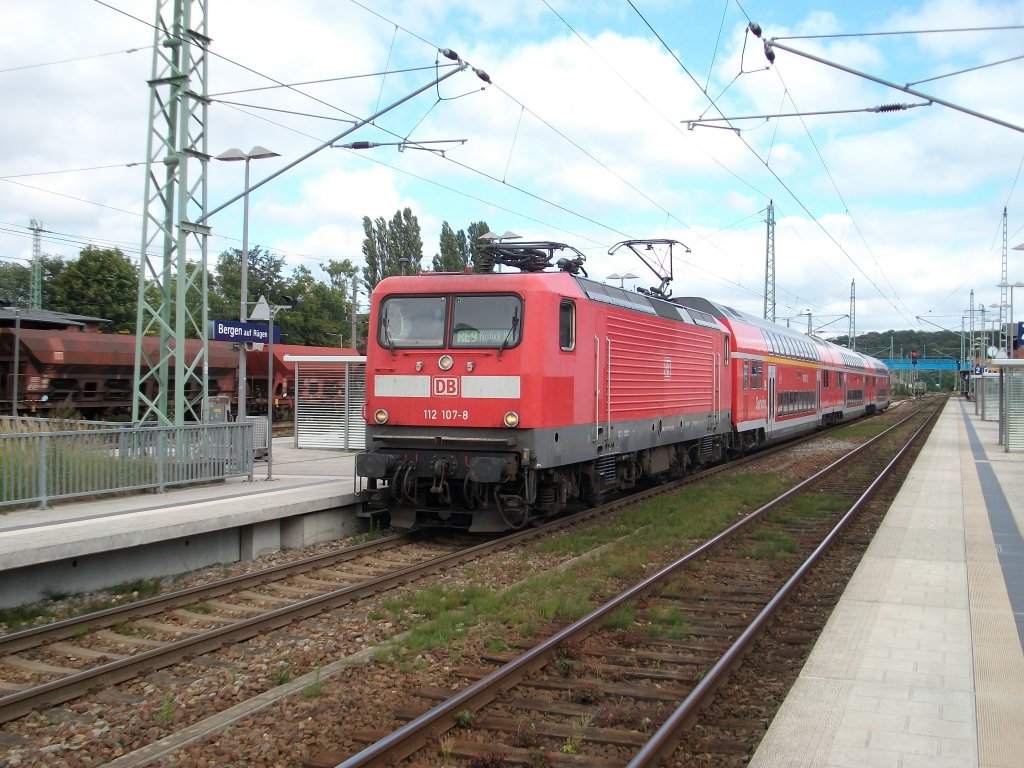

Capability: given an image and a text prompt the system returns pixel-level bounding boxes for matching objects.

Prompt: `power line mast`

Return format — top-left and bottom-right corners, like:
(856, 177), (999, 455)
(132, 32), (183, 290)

(29, 219), (43, 309)
(849, 279), (856, 350)
(763, 200), (775, 322)
(133, 0), (211, 425)
(1000, 206), (1008, 352)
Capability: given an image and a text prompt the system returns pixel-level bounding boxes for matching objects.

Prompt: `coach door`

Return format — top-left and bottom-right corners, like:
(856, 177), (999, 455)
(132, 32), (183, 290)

(766, 364), (777, 435)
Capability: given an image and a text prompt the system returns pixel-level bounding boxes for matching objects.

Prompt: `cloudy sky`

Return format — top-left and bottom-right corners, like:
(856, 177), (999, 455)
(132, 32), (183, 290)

(2, 0), (1023, 343)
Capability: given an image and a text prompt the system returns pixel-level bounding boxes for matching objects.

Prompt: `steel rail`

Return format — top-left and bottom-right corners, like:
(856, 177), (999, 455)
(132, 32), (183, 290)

(333, 401), (938, 767)
(627, 399), (942, 765)
(0, 534), (411, 655)
(0, 523), (557, 725)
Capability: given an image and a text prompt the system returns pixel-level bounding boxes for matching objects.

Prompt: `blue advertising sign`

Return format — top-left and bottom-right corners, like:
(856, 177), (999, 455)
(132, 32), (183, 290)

(208, 320), (280, 344)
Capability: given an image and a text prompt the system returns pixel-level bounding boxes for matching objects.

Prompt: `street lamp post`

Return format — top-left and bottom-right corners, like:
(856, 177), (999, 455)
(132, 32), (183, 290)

(216, 146), (280, 421)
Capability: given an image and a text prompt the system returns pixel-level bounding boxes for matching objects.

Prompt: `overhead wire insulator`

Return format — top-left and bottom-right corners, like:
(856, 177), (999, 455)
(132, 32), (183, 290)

(873, 102), (909, 113)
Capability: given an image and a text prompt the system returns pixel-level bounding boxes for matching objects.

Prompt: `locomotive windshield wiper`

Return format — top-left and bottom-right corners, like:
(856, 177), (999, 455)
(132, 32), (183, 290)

(382, 308), (396, 354)
(497, 309), (519, 359)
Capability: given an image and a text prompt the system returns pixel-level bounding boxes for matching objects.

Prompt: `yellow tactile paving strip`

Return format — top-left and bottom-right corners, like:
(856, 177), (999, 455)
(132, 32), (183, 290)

(959, 411), (1024, 768)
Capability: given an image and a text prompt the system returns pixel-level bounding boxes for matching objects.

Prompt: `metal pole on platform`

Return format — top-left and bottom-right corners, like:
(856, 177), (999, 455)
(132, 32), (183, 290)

(216, 146), (279, 421)
(267, 308), (275, 481)
(264, 297), (297, 481)
(12, 308), (20, 417)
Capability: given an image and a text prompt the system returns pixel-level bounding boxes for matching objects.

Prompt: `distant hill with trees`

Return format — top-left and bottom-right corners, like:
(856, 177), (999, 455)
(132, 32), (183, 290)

(827, 329), (968, 364)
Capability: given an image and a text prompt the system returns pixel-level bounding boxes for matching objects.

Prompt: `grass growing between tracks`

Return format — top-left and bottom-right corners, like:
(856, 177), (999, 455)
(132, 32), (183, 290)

(374, 471), (794, 666)
(0, 576), (164, 633)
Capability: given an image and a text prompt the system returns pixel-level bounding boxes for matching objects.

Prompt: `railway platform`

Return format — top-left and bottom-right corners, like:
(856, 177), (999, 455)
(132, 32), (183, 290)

(750, 397), (1024, 768)
(0, 439), (362, 608)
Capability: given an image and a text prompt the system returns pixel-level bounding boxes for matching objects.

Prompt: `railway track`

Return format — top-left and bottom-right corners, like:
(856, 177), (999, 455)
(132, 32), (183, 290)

(0, 534), (473, 724)
(0, 480), (704, 730)
(0, 403), (925, 766)
(0, 473), (742, 730)
(307, 399), (940, 767)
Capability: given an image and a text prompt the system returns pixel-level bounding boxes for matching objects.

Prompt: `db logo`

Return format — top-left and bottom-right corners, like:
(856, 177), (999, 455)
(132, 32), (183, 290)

(432, 376), (459, 396)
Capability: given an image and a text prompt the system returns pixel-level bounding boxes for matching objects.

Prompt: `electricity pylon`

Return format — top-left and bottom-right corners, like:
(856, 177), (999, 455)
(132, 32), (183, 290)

(133, 0), (211, 424)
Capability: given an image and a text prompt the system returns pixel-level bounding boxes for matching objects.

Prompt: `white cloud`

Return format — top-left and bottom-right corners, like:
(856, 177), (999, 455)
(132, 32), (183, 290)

(2, 0), (1022, 338)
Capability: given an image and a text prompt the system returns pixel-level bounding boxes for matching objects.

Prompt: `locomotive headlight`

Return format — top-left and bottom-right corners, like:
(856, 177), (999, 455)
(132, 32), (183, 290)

(438, 354), (454, 371)
(503, 411), (520, 428)
(373, 408), (389, 425)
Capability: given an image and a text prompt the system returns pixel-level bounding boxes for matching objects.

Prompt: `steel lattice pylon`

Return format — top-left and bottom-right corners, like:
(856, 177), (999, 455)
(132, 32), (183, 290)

(763, 200), (775, 322)
(30, 219), (42, 309)
(133, 0), (211, 425)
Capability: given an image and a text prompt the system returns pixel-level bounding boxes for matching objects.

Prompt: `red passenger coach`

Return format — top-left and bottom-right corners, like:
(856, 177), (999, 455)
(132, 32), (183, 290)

(357, 241), (735, 532)
(674, 297), (890, 447)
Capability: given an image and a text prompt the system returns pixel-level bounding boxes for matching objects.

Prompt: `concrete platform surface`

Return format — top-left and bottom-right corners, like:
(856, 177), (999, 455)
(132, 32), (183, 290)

(749, 398), (1024, 768)
(0, 439), (360, 605)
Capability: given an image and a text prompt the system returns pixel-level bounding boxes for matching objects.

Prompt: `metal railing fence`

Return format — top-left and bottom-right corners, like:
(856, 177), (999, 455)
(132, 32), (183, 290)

(0, 422), (254, 510)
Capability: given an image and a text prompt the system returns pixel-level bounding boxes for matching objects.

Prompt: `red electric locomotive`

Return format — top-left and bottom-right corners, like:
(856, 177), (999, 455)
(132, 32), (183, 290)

(356, 238), (889, 533)
(356, 240), (738, 532)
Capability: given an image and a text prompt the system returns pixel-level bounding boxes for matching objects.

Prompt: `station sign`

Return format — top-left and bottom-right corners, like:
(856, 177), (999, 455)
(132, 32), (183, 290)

(208, 319), (280, 344)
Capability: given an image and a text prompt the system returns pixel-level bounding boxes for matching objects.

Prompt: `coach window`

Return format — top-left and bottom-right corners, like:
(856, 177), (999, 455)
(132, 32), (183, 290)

(743, 360), (749, 390)
(559, 299), (575, 351)
(723, 335), (730, 365)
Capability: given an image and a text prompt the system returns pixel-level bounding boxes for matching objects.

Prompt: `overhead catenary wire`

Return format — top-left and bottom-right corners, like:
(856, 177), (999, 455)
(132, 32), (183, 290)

(3, 0), (998, 332)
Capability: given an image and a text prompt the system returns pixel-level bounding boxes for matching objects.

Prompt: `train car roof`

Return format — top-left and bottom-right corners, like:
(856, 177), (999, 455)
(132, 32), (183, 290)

(673, 296), (888, 373)
(575, 278), (724, 330)
(0, 307), (108, 330)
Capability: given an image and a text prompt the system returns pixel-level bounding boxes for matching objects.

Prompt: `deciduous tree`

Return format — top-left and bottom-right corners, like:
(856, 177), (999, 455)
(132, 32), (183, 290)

(49, 247), (137, 331)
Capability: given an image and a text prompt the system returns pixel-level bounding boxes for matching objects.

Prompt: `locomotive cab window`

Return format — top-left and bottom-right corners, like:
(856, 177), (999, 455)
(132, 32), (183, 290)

(451, 294), (523, 349)
(559, 300), (575, 351)
(379, 296), (448, 348)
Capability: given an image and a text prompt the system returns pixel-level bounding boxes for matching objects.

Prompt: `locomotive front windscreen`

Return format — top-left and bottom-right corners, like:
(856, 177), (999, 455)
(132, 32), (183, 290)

(378, 294), (522, 349)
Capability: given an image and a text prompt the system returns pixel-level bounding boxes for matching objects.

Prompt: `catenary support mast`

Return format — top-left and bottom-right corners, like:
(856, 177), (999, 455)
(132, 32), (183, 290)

(763, 200), (775, 322)
(133, 0), (211, 425)
(1000, 207), (1008, 352)
(29, 219), (42, 309)
(849, 279), (856, 350)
